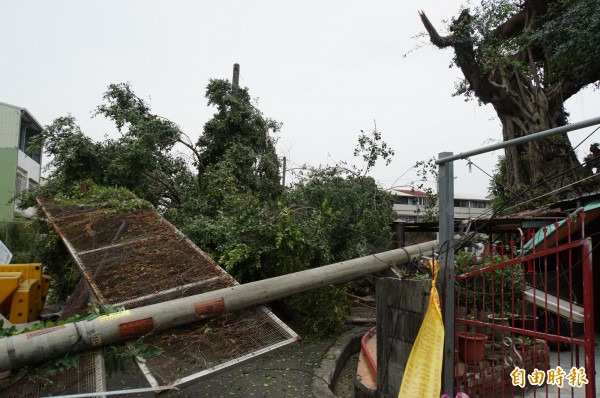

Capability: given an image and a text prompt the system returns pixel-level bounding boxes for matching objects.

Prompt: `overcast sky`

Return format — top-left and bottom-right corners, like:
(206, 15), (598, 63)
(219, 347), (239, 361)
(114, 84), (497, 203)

(1, 1), (598, 197)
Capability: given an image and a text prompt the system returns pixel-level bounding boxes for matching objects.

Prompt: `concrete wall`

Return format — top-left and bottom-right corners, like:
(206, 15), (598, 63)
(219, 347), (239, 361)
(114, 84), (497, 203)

(0, 148), (17, 222)
(376, 278), (432, 397)
(0, 103), (20, 148)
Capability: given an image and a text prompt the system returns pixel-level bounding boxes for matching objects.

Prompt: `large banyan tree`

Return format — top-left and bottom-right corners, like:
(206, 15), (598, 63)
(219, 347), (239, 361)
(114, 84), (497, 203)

(420, 0), (600, 201)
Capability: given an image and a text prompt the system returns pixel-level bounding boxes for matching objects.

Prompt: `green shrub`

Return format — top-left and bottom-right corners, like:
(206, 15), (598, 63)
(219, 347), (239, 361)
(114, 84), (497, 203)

(284, 285), (349, 338)
(455, 250), (524, 316)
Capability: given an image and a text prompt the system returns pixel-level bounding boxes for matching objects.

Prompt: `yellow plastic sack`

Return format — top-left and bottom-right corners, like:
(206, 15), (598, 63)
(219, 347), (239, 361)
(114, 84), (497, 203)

(398, 260), (444, 398)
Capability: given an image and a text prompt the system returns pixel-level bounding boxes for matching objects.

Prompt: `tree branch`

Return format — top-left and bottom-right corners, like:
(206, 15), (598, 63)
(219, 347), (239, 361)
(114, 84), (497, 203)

(418, 11), (454, 48)
(491, 10), (527, 38)
(141, 169), (182, 206)
(177, 132), (202, 165)
(559, 79), (584, 103)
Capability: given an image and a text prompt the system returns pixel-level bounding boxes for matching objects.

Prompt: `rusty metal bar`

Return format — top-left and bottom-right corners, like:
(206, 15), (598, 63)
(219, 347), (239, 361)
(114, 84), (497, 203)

(455, 317), (586, 346)
(455, 232), (596, 397)
(456, 240), (587, 280)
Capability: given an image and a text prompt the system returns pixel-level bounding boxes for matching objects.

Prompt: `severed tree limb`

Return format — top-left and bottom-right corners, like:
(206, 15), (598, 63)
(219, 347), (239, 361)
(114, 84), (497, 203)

(418, 10), (454, 48)
(420, 9), (504, 105)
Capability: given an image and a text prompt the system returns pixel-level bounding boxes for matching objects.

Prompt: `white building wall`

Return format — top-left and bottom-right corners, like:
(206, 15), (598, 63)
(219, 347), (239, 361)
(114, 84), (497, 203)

(393, 205), (490, 220)
(454, 206), (491, 219)
(13, 149), (41, 219)
(392, 203), (424, 214)
(389, 190), (492, 222)
(17, 149), (41, 183)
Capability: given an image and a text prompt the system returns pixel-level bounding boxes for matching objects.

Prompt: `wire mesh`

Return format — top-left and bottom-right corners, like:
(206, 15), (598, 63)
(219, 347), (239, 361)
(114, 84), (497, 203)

(138, 306), (298, 388)
(1, 351), (105, 398)
(59, 278), (93, 320)
(38, 198), (236, 309)
(38, 198), (299, 390)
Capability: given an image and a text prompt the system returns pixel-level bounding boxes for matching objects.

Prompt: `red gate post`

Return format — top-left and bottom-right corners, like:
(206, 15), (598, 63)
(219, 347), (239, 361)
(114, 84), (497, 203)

(582, 237), (596, 397)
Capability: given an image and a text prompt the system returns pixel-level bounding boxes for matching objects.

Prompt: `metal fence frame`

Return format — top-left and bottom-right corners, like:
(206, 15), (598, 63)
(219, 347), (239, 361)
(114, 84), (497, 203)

(436, 115), (600, 395)
(454, 223), (595, 396)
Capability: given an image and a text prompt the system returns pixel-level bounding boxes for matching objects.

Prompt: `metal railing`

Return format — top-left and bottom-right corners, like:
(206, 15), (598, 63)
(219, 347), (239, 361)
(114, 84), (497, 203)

(436, 116), (600, 396)
(454, 215), (595, 397)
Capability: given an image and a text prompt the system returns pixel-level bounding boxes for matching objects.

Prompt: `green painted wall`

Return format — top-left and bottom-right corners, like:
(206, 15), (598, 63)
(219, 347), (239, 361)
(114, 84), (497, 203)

(0, 148), (17, 222)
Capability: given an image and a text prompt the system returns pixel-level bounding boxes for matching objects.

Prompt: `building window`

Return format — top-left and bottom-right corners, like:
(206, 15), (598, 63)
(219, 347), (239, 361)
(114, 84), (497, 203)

(454, 199), (469, 208)
(28, 179), (39, 191)
(18, 121), (42, 164)
(418, 197), (428, 206)
(400, 215), (418, 223)
(393, 197), (410, 205)
(16, 170), (28, 194)
(469, 201), (487, 209)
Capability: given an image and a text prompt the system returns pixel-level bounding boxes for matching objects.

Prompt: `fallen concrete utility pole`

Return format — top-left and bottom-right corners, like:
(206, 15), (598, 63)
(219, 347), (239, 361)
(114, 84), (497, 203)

(0, 240), (437, 371)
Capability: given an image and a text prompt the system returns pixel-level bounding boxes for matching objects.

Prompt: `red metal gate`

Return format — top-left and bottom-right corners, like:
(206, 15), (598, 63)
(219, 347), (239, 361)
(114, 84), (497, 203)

(454, 214), (596, 397)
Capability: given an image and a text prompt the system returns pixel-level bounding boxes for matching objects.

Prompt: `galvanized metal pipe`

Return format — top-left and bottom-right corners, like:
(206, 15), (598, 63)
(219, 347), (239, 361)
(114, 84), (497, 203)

(436, 116), (600, 164)
(0, 240), (438, 371)
(438, 151), (455, 396)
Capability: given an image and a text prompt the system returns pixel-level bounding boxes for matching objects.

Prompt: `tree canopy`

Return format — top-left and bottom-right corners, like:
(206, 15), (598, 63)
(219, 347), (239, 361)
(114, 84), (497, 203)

(32, 85), (198, 210)
(197, 79), (283, 202)
(420, 0), (600, 203)
(25, 79), (397, 336)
